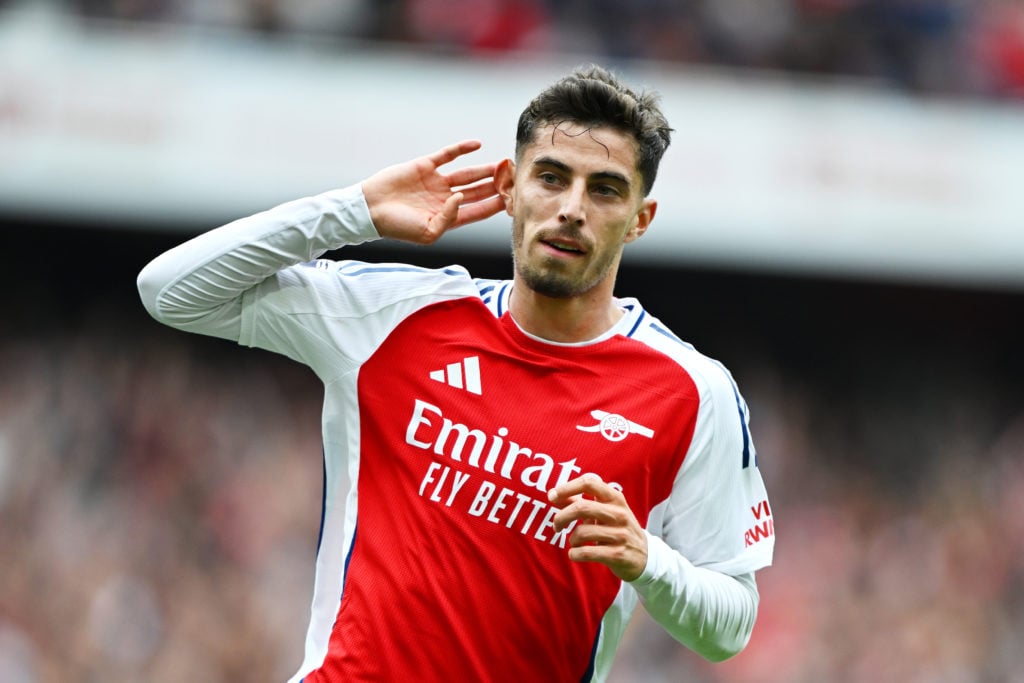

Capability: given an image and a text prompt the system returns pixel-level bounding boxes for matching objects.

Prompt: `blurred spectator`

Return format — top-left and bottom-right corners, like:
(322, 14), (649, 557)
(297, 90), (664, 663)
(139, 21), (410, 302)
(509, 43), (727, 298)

(52, 0), (1024, 98)
(403, 0), (550, 53)
(972, 0), (1024, 97)
(852, 0), (970, 94)
(698, 0), (799, 68)
(0, 320), (327, 682)
(69, 0), (176, 23)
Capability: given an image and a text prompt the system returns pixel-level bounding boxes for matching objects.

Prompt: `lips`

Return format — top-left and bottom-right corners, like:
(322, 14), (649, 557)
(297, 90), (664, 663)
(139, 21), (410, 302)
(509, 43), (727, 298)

(544, 240), (584, 254)
(538, 231), (587, 256)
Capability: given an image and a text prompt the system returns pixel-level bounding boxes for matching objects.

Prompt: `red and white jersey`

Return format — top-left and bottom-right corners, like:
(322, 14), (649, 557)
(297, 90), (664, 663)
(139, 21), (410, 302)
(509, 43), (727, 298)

(139, 186), (774, 682)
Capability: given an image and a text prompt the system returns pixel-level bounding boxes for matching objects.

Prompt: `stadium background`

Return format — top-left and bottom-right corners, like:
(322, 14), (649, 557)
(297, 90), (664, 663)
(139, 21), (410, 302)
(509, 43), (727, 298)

(1, 1), (1023, 681)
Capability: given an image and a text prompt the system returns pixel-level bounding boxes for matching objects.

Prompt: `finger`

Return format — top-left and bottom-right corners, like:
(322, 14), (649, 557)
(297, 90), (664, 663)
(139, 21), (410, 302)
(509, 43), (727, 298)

(566, 544), (632, 570)
(565, 526), (647, 581)
(453, 177), (499, 205)
(569, 523), (625, 548)
(446, 162), (497, 188)
(426, 192), (463, 239)
(567, 545), (610, 563)
(552, 498), (624, 532)
(452, 195), (505, 228)
(427, 140), (483, 168)
(548, 473), (619, 507)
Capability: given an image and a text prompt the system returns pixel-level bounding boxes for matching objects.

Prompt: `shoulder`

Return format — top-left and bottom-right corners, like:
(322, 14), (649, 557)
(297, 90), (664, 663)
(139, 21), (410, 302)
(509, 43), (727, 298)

(253, 259), (485, 323)
(627, 307), (756, 470)
(310, 259), (472, 282)
(623, 305), (740, 400)
(295, 259), (480, 298)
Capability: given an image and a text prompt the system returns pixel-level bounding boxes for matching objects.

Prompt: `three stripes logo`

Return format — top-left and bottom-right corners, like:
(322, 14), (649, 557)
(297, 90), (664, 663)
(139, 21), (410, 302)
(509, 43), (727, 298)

(429, 356), (482, 395)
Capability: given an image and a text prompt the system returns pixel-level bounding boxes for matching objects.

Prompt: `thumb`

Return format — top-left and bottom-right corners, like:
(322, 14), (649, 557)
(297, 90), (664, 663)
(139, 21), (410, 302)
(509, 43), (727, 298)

(426, 192), (463, 241)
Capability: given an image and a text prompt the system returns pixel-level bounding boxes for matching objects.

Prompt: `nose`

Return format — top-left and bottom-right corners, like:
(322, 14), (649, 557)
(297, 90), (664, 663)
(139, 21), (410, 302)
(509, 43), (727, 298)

(558, 180), (586, 226)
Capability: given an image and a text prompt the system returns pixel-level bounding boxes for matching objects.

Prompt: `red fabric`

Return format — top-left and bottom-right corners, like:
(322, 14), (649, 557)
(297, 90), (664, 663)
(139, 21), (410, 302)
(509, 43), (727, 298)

(303, 298), (697, 681)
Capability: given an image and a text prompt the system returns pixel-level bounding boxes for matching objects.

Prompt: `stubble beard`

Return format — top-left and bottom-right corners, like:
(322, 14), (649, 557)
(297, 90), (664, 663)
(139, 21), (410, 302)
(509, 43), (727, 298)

(511, 217), (617, 300)
(514, 257), (581, 299)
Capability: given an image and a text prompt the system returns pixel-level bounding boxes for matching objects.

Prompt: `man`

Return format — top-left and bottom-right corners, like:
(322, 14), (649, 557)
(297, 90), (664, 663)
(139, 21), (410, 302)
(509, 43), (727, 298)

(138, 65), (774, 682)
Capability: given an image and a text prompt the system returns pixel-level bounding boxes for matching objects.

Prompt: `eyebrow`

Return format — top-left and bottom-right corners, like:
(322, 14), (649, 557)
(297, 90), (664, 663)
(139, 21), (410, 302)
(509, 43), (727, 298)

(532, 156), (632, 189)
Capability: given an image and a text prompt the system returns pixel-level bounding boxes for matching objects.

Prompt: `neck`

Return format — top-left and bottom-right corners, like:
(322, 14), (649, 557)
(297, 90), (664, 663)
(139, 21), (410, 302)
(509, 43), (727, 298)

(508, 279), (623, 343)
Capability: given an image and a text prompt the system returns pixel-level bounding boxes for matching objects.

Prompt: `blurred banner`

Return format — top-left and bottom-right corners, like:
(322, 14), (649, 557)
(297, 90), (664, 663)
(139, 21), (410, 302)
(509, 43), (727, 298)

(2, 4), (1023, 289)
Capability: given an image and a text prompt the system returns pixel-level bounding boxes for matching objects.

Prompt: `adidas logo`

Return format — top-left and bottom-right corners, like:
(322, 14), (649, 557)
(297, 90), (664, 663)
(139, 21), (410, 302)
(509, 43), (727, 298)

(429, 356), (482, 395)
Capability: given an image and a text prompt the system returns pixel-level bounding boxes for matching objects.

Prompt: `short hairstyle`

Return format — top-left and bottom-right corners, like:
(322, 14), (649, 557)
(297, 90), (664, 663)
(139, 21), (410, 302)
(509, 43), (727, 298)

(515, 65), (673, 196)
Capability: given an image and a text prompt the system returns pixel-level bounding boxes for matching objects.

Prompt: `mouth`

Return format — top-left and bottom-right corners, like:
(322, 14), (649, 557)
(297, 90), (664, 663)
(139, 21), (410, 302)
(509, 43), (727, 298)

(539, 236), (586, 257)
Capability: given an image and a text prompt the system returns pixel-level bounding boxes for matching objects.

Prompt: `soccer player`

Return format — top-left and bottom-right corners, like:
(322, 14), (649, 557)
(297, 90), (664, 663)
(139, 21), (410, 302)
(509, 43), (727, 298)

(138, 65), (774, 682)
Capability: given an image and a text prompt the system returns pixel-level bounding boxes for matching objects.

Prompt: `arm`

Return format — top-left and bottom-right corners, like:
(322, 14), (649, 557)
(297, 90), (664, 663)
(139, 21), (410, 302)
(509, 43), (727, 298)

(632, 536), (759, 662)
(137, 187), (376, 341)
(137, 140), (503, 340)
(549, 476), (759, 661)
(549, 365), (773, 661)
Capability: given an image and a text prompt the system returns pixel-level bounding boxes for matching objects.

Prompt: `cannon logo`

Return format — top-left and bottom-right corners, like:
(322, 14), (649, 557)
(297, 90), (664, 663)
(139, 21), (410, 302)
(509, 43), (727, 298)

(576, 410), (655, 443)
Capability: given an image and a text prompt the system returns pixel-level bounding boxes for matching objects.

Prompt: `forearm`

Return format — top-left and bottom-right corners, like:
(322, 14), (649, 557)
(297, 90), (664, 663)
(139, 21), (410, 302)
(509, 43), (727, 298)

(137, 185), (377, 340)
(631, 534), (759, 662)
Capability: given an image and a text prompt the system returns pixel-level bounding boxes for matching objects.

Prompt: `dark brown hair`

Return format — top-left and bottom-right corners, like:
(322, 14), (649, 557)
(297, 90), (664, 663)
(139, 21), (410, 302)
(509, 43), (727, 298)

(515, 65), (673, 196)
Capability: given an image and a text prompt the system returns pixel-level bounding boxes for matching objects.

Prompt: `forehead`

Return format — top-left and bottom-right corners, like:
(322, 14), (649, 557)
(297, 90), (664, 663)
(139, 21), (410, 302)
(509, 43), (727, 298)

(521, 123), (641, 177)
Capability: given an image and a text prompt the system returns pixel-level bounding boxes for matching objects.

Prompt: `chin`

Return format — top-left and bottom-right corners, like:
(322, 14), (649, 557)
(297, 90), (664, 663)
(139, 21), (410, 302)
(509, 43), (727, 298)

(518, 266), (593, 299)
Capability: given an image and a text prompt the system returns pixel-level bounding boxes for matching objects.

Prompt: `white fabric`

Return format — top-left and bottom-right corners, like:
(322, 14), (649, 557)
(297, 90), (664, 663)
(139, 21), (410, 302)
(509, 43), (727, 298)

(137, 185), (774, 681)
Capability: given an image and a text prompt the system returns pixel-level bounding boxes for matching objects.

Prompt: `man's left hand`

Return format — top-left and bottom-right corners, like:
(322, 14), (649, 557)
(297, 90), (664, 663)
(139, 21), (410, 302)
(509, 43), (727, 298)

(548, 474), (648, 582)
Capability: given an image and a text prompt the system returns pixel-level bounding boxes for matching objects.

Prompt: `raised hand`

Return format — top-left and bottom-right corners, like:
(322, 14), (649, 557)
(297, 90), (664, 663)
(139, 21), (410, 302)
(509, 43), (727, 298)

(361, 140), (505, 245)
(549, 474), (649, 582)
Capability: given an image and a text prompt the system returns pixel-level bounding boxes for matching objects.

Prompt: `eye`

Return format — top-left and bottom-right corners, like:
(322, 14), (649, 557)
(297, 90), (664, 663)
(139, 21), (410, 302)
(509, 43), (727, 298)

(593, 184), (621, 197)
(539, 171), (561, 185)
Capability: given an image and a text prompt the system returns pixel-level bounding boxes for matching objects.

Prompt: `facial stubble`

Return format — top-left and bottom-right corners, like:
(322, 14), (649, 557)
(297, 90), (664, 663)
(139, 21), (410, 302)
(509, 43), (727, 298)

(510, 215), (622, 300)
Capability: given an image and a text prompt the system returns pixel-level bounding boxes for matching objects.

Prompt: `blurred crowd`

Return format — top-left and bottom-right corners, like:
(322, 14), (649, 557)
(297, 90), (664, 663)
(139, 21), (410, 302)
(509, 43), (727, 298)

(2, 2), (1022, 681)
(1, 291), (1022, 682)
(50, 0), (1024, 100)
(0, 317), (328, 682)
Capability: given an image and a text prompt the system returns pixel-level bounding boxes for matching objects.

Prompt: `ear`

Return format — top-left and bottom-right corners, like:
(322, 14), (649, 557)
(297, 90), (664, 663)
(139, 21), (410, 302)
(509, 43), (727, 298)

(494, 158), (516, 216)
(624, 198), (657, 244)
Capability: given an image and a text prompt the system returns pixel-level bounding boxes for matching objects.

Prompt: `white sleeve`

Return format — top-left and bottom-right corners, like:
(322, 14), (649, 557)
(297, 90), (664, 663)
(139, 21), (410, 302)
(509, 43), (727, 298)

(136, 185), (379, 343)
(631, 540), (759, 661)
(630, 358), (774, 660)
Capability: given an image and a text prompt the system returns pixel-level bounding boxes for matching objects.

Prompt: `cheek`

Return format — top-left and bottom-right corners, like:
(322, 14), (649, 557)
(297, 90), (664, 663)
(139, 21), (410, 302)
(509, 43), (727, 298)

(512, 193), (544, 229)
(511, 214), (526, 250)
(516, 184), (557, 214)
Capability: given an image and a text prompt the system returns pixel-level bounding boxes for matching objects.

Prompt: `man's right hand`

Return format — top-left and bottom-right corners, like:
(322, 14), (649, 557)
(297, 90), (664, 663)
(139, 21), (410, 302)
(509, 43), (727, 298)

(361, 140), (504, 245)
